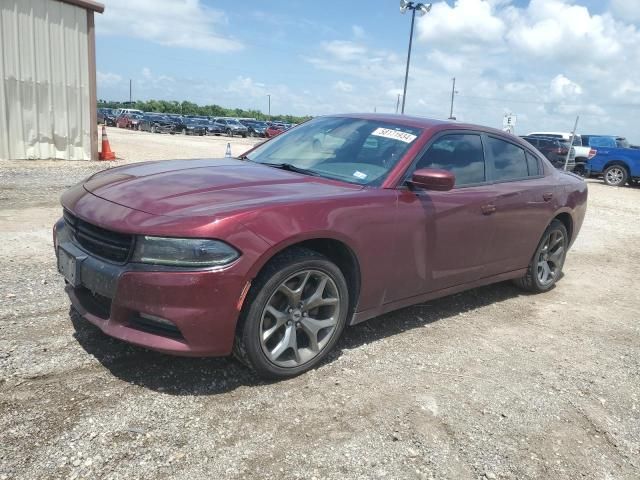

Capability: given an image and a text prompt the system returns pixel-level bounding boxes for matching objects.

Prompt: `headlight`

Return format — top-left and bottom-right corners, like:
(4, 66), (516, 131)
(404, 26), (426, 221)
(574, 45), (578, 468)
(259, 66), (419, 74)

(131, 236), (240, 267)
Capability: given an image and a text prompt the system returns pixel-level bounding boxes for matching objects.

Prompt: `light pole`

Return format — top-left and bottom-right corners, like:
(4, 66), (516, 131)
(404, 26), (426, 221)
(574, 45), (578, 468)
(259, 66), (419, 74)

(399, 1), (432, 114)
(267, 94), (271, 122)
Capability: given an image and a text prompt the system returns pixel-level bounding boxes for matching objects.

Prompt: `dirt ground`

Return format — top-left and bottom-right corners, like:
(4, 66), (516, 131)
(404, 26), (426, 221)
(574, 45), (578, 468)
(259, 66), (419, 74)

(1, 128), (639, 480)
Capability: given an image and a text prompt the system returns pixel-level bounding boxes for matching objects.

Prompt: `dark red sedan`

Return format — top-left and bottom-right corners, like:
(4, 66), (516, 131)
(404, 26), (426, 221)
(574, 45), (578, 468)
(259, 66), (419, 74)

(54, 114), (587, 378)
(265, 123), (286, 138)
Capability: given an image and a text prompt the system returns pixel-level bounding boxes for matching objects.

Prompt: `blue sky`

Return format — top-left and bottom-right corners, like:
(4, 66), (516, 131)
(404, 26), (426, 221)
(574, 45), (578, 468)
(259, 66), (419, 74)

(96, 0), (640, 140)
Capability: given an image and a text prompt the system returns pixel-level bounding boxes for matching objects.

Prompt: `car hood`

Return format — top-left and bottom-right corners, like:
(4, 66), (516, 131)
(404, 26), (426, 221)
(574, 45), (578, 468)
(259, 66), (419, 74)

(83, 158), (362, 218)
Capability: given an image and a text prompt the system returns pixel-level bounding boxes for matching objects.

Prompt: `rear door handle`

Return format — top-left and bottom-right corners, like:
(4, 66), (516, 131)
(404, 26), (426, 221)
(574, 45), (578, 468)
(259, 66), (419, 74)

(543, 192), (553, 202)
(481, 204), (497, 215)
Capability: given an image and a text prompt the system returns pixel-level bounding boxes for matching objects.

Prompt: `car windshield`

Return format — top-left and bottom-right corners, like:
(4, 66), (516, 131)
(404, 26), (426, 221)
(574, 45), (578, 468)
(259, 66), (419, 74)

(245, 116), (422, 186)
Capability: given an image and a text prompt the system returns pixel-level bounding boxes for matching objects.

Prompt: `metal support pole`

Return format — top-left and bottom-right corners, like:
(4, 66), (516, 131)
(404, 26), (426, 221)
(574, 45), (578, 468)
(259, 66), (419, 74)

(395, 94), (401, 114)
(565, 115), (580, 171)
(401, 8), (416, 115)
(449, 77), (456, 120)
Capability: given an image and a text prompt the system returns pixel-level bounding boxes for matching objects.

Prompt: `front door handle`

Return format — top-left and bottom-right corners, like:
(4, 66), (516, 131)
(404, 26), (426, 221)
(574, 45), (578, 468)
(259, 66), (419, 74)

(481, 204), (497, 215)
(543, 192), (553, 202)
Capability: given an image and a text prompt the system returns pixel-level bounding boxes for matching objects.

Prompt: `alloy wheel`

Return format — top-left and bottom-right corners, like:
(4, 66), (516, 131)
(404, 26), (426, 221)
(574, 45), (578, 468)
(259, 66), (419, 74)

(537, 229), (565, 287)
(605, 167), (625, 186)
(259, 269), (341, 368)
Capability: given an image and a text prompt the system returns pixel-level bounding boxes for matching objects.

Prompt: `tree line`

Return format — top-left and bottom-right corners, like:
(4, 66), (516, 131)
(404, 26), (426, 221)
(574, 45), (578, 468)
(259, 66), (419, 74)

(97, 99), (311, 124)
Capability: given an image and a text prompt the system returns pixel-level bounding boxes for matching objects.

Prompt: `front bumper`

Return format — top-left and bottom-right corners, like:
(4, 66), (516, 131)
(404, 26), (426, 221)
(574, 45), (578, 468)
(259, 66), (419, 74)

(55, 223), (245, 357)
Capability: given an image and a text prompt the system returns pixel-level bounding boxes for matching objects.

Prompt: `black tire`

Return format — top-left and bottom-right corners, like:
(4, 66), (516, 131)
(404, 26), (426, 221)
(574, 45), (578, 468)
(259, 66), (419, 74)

(233, 247), (349, 379)
(514, 220), (568, 293)
(603, 164), (628, 186)
(573, 164), (587, 177)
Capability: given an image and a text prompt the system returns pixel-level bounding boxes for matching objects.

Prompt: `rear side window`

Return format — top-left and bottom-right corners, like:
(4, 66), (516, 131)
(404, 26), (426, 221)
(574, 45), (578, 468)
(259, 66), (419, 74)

(414, 134), (485, 186)
(526, 152), (540, 176)
(486, 137), (529, 181)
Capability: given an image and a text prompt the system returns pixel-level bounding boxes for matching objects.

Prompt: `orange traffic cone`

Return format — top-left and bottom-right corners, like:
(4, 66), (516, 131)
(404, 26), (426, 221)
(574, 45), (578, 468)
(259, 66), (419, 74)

(99, 125), (116, 161)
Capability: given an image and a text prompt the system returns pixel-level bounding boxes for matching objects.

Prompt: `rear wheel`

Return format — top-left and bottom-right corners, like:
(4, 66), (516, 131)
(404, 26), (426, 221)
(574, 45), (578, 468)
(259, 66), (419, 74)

(573, 163), (587, 177)
(603, 165), (628, 186)
(234, 248), (349, 379)
(514, 220), (568, 293)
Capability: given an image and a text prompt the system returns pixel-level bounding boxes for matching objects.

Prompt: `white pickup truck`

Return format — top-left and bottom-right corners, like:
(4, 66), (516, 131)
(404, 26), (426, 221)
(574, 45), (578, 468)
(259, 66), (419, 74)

(527, 132), (596, 175)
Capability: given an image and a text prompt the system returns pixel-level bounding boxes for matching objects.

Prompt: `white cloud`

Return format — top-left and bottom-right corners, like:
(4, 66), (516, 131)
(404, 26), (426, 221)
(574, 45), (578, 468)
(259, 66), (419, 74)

(97, 0), (242, 52)
(610, 0), (640, 23)
(321, 41), (367, 61)
(549, 74), (583, 100)
(352, 25), (365, 39)
(417, 0), (506, 47)
(333, 81), (354, 93)
(507, 0), (622, 62)
(97, 71), (122, 86)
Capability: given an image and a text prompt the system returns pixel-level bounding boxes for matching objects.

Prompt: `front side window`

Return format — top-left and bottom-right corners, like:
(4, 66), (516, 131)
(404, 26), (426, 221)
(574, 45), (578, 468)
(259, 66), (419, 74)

(486, 137), (529, 181)
(245, 116), (422, 186)
(413, 134), (485, 186)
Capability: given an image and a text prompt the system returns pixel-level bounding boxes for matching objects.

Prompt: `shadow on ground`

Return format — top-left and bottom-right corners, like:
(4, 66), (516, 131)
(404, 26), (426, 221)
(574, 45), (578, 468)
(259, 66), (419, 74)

(70, 281), (525, 396)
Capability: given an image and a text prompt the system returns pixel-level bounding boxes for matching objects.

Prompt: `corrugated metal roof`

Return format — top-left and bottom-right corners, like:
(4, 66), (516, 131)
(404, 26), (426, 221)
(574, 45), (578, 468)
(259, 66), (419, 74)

(57, 0), (104, 14)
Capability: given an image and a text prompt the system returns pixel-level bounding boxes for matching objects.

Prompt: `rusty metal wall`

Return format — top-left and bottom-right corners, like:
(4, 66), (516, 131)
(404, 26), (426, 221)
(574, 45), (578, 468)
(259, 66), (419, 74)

(0, 0), (91, 160)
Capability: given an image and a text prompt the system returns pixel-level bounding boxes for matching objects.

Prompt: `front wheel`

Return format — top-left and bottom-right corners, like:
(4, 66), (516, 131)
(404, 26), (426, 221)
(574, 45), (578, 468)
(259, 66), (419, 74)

(603, 165), (628, 186)
(234, 248), (349, 379)
(514, 220), (568, 293)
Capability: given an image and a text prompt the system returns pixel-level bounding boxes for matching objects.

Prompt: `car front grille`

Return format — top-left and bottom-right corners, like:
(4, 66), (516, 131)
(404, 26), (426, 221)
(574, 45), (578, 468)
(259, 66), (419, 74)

(64, 210), (134, 263)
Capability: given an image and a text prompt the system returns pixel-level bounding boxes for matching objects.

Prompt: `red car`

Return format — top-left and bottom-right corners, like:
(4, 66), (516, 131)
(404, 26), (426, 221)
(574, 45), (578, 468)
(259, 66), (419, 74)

(265, 123), (286, 138)
(54, 114), (587, 379)
(116, 113), (142, 130)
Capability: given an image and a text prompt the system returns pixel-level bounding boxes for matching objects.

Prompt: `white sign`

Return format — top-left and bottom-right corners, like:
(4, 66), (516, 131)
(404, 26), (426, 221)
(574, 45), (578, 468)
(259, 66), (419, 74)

(371, 127), (417, 144)
(503, 114), (517, 128)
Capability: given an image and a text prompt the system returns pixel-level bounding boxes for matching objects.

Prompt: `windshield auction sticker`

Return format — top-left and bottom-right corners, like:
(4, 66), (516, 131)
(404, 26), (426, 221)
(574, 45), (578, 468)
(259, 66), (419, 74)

(371, 128), (417, 144)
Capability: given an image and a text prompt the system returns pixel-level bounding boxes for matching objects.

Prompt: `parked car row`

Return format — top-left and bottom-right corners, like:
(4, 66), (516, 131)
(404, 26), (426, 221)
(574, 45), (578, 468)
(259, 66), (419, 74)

(523, 130), (639, 187)
(98, 109), (294, 139)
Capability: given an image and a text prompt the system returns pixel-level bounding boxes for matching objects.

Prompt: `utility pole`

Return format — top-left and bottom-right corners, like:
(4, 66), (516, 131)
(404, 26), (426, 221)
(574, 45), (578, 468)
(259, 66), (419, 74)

(129, 79), (132, 105)
(448, 77), (458, 120)
(267, 94), (271, 122)
(565, 116), (580, 171)
(395, 94), (401, 114)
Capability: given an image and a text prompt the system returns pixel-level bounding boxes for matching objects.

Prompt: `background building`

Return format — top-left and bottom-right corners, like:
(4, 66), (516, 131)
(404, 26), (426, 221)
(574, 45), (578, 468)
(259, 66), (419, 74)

(0, 0), (104, 161)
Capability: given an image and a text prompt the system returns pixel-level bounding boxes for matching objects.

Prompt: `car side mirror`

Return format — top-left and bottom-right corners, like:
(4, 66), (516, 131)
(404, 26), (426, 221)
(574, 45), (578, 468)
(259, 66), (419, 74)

(410, 168), (455, 191)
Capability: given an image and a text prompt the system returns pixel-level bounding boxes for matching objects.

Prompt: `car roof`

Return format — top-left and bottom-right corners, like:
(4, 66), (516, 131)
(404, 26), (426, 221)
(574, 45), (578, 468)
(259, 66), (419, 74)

(330, 113), (528, 141)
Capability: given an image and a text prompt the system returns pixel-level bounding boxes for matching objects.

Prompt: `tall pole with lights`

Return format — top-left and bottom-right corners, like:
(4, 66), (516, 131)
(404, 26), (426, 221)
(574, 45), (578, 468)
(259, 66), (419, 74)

(399, 1), (432, 114)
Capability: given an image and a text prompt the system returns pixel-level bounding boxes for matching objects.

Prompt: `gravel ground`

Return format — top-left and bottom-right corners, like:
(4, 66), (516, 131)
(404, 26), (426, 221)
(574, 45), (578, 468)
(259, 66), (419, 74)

(1, 129), (639, 480)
